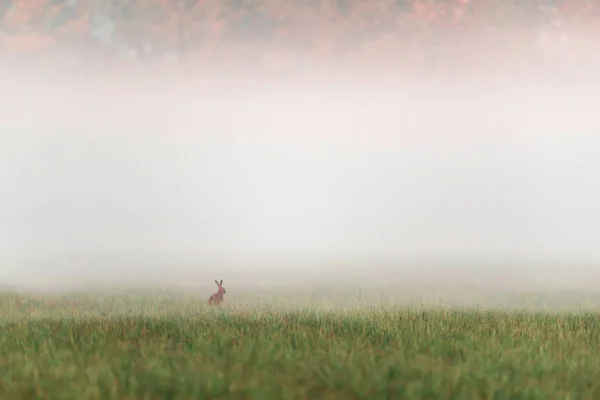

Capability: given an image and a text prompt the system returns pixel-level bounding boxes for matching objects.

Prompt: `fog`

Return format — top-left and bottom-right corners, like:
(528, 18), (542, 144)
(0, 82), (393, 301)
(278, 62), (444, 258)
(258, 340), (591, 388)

(1, 64), (600, 295)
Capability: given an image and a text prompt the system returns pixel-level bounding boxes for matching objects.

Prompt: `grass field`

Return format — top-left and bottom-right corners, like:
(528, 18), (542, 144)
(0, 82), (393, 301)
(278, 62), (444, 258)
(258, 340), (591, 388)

(1, 291), (600, 399)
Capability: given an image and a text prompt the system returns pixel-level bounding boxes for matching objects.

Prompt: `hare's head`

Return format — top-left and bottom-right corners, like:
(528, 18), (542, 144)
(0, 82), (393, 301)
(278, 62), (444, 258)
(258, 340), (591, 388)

(215, 279), (226, 294)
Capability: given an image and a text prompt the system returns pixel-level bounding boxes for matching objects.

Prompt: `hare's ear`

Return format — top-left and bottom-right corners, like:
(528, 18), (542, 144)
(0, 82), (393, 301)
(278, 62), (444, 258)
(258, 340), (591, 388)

(220, 279), (223, 286)
(215, 280), (220, 287)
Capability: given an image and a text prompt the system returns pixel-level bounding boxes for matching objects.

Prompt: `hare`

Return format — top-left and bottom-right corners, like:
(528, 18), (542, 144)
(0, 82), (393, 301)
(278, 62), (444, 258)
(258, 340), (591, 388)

(208, 279), (226, 306)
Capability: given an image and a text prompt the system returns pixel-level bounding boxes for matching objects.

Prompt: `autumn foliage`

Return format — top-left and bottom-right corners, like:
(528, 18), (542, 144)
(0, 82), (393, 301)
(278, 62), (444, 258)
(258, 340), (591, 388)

(1, 0), (599, 77)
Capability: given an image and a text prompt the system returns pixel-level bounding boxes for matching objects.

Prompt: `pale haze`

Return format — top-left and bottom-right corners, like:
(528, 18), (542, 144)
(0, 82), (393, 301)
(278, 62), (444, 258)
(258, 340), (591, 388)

(1, 65), (600, 295)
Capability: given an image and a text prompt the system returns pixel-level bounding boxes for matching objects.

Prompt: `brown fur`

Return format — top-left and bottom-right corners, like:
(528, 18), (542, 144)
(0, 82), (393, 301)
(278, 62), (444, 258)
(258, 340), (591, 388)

(208, 279), (226, 306)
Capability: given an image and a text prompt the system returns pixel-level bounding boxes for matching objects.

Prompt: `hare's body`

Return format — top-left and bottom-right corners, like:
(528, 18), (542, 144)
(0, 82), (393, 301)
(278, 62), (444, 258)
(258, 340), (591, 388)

(208, 292), (224, 305)
(208, 279), (226, 306)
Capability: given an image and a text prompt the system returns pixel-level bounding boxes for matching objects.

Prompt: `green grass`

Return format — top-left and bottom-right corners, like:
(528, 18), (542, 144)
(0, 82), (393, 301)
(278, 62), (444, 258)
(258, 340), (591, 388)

(1, 292), (600, 399)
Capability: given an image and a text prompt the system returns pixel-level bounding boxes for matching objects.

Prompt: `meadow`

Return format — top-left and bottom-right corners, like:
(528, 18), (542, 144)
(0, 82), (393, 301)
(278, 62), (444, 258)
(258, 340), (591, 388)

(1, 290), (600, 400)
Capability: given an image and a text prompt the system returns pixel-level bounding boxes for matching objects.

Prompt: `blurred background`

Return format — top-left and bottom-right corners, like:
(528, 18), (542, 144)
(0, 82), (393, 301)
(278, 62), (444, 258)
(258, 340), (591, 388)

(1, 0), (600, 297)
(1, 0), (599, 79)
